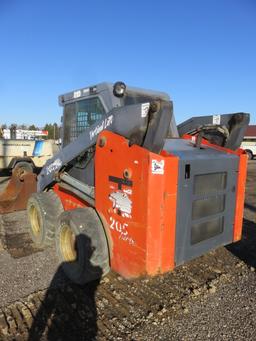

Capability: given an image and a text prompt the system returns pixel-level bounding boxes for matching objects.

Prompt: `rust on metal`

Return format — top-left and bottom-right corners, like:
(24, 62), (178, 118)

(0, 171), (37, 214)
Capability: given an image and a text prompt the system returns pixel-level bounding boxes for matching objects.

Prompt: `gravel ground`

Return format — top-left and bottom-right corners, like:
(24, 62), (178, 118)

(0, 212), (63, 307)
(0, 161), (255, 340)
(142, 271), (256, 341)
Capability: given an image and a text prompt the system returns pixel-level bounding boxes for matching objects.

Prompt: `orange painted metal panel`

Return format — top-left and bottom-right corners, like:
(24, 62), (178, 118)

(146, 154), (179, 274)
(53, 184), (87, 211)
(95, 131), (179, 279)
(233, 153), (248, 241)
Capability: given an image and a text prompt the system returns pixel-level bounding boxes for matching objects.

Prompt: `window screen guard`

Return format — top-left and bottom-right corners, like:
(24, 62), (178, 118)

(63, 97), (105, 146)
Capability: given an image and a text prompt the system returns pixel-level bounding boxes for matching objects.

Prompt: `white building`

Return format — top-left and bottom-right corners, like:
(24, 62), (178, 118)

(3, 129), (48, 140)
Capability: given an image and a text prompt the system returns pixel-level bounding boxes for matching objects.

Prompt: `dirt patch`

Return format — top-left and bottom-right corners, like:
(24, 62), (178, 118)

(4, 232), (43, 258)
(0, 211), (43, 259)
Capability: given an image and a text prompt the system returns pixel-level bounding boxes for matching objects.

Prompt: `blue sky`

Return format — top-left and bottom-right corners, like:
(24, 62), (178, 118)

(0, 0), (255, 127)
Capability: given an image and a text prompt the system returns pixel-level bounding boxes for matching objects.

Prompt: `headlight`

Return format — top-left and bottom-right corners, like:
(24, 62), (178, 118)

(113, 81), (126, 97)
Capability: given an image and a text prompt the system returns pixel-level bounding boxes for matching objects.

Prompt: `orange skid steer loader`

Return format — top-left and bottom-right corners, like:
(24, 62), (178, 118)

(27, 82), (249, 284)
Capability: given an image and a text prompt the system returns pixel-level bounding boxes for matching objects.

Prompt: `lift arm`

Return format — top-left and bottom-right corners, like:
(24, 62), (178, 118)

(177, 112), (250, 150)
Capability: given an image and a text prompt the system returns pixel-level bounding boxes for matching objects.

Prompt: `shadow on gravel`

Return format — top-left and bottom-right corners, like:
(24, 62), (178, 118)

(227, 218), (256, 268)
(28, 234), (102, 341)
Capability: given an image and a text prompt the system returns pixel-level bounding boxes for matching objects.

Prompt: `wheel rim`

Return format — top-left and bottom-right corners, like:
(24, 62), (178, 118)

(59, 224), (77, 262)
(29, 205), (41, 237)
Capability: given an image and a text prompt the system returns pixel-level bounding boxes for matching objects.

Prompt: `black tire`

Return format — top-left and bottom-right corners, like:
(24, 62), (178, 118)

(27, 191), (63, 247)
(56, 208), (110, 284)
(245, 150), (253, 160)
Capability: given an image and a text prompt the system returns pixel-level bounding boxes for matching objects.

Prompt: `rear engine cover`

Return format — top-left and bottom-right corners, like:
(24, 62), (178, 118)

(164, 139), (239, 265)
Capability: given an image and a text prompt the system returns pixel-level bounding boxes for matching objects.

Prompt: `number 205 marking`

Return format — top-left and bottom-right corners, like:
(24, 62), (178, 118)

(109, 217), (128, 235)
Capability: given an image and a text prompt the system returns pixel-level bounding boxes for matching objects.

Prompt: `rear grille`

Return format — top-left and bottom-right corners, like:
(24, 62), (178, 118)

(192, 195), (225, 220)
(190, 172), (227, 245)
(191, 216), (224, 245)
(194, 172), (227, 195)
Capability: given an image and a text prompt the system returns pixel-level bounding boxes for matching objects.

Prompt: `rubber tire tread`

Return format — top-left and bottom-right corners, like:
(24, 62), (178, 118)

(27, 191), (63, 247)
(56, 208), (110, 285)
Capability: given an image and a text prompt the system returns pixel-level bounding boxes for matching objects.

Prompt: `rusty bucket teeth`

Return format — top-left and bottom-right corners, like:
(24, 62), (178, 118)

(0, 172), (37, 214)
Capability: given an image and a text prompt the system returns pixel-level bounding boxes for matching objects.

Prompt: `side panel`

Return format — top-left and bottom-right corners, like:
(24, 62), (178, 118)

(233, 153), (248, 241)
(95, 131), (178, 279)
(53, 184), (88, 211)
(146, 153), (179, 273)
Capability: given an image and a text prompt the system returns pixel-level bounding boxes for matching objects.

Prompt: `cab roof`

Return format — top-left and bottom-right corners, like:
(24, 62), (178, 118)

(58, 82), (170, 106)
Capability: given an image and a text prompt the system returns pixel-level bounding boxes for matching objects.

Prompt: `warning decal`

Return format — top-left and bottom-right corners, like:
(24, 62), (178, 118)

(151, 159), (165, 175)
(212, 115), (221, 125)
(141, 103), (150, 118)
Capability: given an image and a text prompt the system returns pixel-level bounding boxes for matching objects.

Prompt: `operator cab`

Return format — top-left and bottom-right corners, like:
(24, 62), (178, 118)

(59, 82), (178, 146)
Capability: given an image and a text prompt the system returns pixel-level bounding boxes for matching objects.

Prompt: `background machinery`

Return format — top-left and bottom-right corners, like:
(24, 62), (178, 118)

(27, 82), (249, 284)
(0, 138), (57, 213)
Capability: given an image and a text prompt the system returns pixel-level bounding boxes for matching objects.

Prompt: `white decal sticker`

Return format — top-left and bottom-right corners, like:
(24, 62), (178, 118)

(152, 159), (165, 175)
(73, 90), (81, 99)
(109, 217), (135, 245)
(141, 102), (150, 118)
(109, 191), (132, 218)
(89, 115), (113, 140)
(46, 158), (62, 175)
(212, 114), (221, 125)
(119, 232), (135, 245)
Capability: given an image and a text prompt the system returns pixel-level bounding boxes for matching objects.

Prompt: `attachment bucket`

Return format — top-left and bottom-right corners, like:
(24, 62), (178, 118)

(0, 169), (37, 214)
